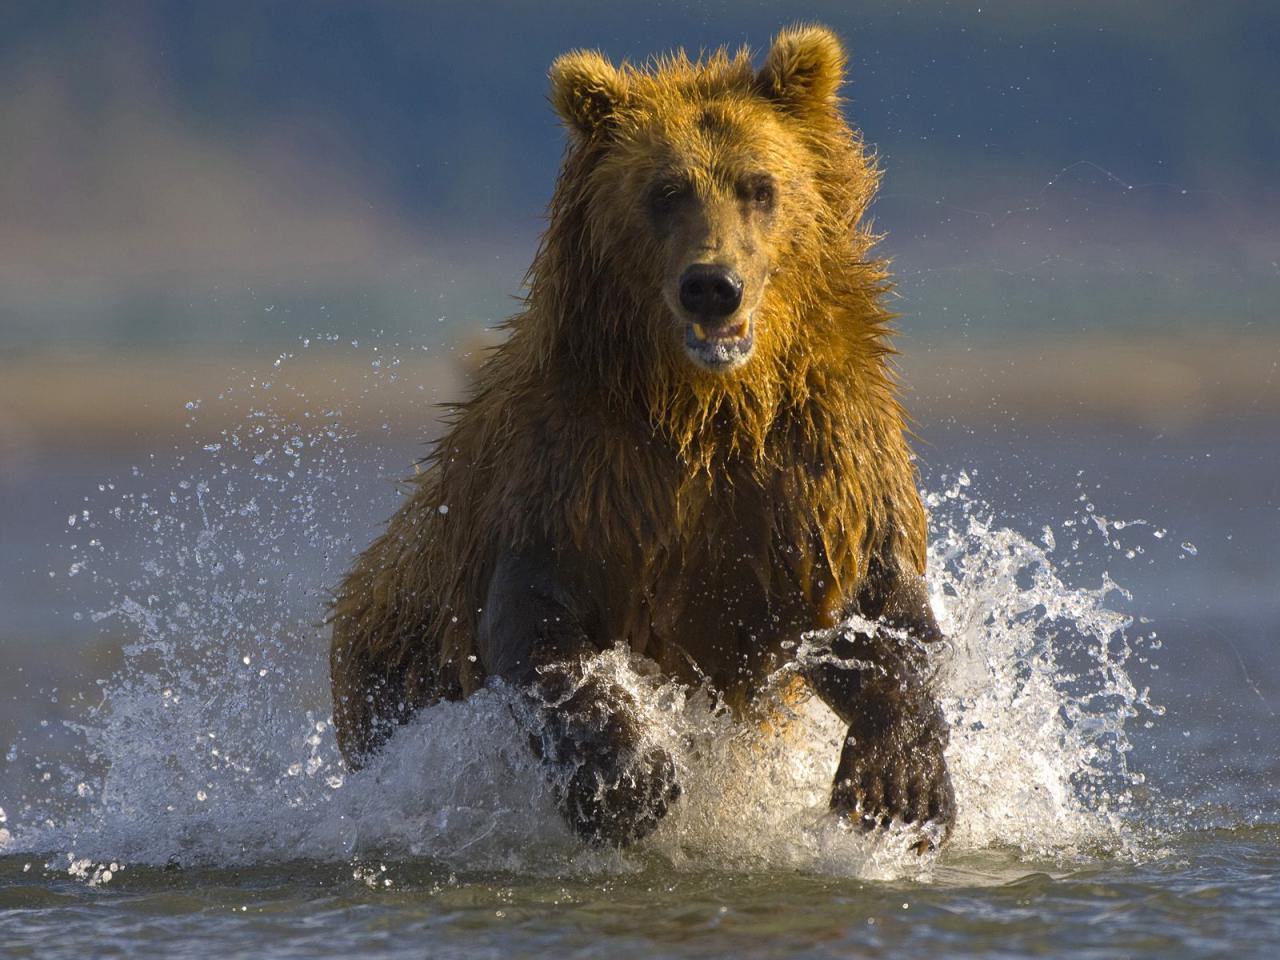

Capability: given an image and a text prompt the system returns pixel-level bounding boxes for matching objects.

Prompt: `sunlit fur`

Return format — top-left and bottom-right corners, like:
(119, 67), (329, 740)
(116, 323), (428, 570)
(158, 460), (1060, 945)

(330, 25), (929, 767)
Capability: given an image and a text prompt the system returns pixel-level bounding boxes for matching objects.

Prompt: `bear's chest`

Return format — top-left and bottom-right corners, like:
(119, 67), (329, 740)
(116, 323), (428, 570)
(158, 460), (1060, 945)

(609, 472), (844, 704)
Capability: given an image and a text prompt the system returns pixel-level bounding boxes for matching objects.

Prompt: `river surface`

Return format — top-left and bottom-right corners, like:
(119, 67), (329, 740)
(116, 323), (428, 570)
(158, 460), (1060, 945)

(1, 350), (1276, 958)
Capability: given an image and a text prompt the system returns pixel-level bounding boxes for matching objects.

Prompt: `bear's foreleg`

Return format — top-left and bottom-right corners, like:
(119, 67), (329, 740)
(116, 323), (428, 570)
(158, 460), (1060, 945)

(477, 547), (680, 847)
(803, 563), (955, 844)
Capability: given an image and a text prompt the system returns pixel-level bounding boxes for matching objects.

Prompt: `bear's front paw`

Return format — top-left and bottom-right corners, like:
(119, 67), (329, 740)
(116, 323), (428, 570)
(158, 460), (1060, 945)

(521, 671), (681, 846)
(562, 744), (681, 847)
(830, 722), (955, 847)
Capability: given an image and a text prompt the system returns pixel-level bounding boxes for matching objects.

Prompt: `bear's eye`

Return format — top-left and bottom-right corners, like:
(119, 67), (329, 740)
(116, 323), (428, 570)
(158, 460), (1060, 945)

(747, 179), (776, 208)
(650, 180), (688, 209)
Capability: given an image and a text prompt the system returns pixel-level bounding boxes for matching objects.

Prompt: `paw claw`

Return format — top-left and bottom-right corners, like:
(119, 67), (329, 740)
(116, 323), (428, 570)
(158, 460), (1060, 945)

(562, 744), (680, 847)
(830, 722), (955, 844)
(522, 673), (680, 848)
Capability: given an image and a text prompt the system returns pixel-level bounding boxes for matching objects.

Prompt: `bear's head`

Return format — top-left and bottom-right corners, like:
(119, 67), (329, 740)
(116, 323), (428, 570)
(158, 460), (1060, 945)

(545, 24), (881, 394)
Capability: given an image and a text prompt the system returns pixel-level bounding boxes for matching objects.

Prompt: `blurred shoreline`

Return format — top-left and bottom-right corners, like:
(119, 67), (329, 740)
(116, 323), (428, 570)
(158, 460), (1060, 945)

(2, 334), (1276, 467)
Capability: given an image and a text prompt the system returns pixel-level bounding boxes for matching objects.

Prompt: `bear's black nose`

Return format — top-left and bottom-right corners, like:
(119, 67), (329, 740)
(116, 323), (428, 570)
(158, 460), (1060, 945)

(679, 264), (743, 317)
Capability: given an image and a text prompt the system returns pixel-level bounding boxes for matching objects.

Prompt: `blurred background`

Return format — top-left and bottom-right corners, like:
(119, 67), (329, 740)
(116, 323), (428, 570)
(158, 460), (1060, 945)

(1, 2), (1277, 812)
(2, 1), (1278, 442)
(2, 1), (1278, 421)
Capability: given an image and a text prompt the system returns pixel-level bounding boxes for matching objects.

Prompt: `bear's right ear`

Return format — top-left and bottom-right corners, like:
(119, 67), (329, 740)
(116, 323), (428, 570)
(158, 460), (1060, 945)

(549, 49), (629, 140)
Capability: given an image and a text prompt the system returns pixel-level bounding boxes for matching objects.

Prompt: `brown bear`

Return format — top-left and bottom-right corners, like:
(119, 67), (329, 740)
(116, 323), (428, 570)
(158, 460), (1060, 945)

(329, 24), (954, 848)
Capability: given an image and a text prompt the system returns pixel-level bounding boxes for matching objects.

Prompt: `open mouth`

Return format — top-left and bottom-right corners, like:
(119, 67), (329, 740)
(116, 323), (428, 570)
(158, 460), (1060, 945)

(683, 317), (754, 371)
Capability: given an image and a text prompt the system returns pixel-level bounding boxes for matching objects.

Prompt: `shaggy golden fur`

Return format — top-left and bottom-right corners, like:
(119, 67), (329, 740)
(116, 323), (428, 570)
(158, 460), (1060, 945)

(330, 25), (930, 771)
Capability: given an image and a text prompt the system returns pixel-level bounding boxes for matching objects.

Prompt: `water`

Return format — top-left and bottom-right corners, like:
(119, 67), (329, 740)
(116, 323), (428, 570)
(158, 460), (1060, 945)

(2, 835), (1279, 958)
(1, 342), (1277, 958)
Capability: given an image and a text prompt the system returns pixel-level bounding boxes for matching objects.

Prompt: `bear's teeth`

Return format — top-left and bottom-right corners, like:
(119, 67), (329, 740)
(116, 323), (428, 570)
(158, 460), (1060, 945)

(692, 321), (747, 343)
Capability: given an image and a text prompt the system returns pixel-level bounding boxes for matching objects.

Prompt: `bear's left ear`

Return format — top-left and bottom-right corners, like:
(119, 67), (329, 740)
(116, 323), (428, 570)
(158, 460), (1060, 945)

(549, 49), (629, 140)
(757, 24), (847, 117)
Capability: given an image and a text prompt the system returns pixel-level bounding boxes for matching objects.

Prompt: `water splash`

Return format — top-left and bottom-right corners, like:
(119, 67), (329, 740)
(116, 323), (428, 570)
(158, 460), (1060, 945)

(926, 486), (1159, 858)
(3, 344), (1164, 880)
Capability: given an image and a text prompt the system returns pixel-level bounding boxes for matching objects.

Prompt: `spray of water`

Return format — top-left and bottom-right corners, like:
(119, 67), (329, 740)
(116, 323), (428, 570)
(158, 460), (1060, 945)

(2, 342), (1164, 881)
